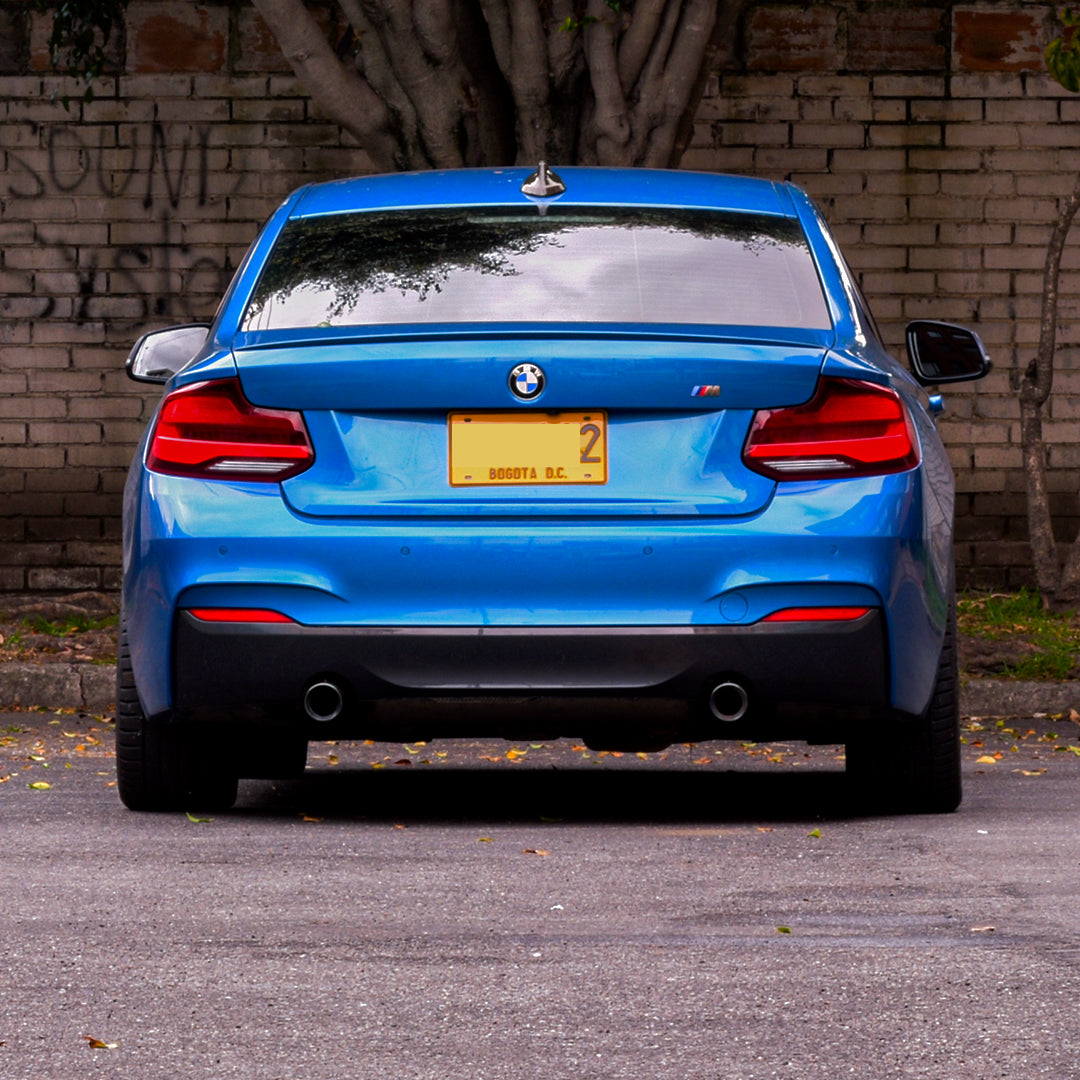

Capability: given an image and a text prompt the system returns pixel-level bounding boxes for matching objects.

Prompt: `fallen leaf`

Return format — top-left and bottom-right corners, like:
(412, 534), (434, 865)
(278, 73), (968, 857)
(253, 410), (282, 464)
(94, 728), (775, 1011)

(301, 814), (323, 823)
(522, 848), (550, 856)
(371, 762), (385, 769)
(28, 781), (51, 790)
(478, 836), (494, 843)
(506, 748), (527, 760)
(777, 926), (792, 934)
(404, 745), (421, 755)
(807, 828), (821, 838)
(970, 925), (996, 933)
(0, 775), (9, 783)
(83, 1035), (119, 1049)
(394, 759), (412, 766)
(1016, 769), (1047, 776)
(185, 811), (212, 823)
(975, 755), (997, 765)
(1071, 709), (1080, 722)
(327, 753), (339, 766)
(479, 754), (503, 762)
(435, 751), (448, 758)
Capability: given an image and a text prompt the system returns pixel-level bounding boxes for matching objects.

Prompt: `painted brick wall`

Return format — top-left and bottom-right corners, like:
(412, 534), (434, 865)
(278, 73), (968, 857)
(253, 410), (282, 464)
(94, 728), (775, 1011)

(0, 0), (1075, 591)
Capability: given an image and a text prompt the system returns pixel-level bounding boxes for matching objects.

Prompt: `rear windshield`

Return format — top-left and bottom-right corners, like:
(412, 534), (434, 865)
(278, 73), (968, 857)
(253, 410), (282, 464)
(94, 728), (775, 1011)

(241, 206), (831, 332)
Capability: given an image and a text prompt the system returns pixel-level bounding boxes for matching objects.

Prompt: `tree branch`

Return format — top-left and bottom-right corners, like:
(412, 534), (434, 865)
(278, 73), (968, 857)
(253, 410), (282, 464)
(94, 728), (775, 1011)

(1030, 175), (1080, 407)
(617, 0), (667, 91)
(252, 0), (396, 170)
(583, 0), (630, 160)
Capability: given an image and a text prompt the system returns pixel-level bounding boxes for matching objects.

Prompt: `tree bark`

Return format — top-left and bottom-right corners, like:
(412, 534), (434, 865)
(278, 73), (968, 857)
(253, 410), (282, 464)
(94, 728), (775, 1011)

(252, 0), (731, 172)
(1021, 171), (1080, 607)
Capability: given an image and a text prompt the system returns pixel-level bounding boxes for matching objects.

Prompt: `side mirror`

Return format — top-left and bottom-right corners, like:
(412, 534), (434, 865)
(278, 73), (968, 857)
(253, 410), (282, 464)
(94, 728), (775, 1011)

(126, 324), (210, 384)
(905, 320), (992, 386)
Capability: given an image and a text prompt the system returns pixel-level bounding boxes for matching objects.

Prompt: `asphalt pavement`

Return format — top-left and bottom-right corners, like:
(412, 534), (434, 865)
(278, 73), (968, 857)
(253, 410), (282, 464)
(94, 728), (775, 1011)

(4, 708), (1080, 1079)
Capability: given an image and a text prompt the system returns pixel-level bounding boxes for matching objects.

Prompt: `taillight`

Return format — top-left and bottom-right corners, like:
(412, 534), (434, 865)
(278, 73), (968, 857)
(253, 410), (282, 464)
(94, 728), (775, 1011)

(187, 608), (296, 623)
(743, 377), (919, 480)
(147, 378), (313, 481)
(762, 606), (871, 622)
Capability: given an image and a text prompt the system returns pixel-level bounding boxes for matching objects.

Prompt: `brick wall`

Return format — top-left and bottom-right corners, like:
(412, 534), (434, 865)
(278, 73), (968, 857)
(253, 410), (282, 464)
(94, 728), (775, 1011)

(0, 1), (1075, 592)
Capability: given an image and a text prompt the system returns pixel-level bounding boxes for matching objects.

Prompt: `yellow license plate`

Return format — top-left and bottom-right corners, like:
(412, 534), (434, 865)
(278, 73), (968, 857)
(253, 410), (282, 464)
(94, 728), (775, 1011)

(449, 412), (607, 486)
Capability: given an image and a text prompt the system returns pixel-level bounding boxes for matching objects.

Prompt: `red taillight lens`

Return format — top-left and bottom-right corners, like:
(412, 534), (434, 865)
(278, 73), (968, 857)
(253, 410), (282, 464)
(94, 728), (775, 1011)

(147, 378), (313, 481)
(762, 606), (872, 623)
(743, 378), (919, 480)
(187, 608), (296, 623)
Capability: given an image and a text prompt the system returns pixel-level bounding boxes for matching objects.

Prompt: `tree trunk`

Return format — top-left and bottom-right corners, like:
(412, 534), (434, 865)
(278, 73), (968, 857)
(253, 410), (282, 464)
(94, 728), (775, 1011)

(1021, 172), (1080, 608)
(251, 0), (736, 172)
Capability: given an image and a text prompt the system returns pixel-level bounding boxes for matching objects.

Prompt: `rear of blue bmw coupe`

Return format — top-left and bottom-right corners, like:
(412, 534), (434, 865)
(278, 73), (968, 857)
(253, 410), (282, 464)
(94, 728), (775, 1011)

(118, 167), (988, 813)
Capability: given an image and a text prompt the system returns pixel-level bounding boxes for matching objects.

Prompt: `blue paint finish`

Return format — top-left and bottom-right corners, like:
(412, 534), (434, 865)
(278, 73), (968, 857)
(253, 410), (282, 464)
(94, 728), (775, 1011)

(121, 166), (978, 731)
(290, 167), (795, 219)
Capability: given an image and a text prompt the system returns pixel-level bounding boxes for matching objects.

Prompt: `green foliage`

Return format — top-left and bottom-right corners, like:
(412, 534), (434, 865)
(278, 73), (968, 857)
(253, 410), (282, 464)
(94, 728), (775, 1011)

(20, 612), (119, 636)
(33, 0), (129, 106)
(958, 589), (1080, 680)
(1046, 7), (1080, 93)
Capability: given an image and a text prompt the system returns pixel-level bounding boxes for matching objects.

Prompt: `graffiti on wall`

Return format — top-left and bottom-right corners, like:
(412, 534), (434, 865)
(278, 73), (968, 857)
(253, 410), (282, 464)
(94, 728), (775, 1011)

(6, 121), (253, 325)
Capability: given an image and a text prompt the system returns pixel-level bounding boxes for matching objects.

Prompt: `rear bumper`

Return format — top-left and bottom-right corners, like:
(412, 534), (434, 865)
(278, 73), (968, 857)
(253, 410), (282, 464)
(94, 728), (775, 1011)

(172, 609), (888, 726)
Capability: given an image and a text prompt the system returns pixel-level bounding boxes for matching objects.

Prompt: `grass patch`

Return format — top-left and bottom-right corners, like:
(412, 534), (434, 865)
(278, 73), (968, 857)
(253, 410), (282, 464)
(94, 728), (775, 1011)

(958, 589), (1080, 680)
(19, 612), (119, 636)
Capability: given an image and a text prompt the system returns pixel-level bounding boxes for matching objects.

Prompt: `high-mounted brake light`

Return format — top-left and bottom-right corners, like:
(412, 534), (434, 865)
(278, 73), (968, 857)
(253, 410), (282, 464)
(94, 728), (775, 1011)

(147, 378), (313, 481)
(743, 378), (918, 481)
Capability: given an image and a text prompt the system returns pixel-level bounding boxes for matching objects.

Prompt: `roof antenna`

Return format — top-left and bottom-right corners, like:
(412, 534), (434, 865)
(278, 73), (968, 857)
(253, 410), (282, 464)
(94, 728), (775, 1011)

(521, 161), (566, 198)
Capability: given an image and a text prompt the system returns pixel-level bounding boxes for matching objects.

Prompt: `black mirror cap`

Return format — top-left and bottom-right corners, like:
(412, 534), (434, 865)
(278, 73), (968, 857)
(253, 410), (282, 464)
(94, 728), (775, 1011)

(126, 324), (211, 384)
(905, 320), (992, 387)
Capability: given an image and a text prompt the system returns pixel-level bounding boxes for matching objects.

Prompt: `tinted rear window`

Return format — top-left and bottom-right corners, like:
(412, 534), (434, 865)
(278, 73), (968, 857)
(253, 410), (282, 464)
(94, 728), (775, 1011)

(242, 206), (831, 331)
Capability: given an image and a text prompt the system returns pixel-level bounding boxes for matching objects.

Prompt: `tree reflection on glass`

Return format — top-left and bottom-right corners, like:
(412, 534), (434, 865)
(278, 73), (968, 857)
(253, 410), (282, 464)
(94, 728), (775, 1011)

(242, 208), (828, 331)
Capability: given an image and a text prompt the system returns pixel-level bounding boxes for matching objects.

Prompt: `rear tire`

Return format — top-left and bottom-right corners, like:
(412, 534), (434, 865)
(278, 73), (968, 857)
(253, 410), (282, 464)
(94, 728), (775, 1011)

(847, 607), (961, 814)
(115, 622), (239, 812)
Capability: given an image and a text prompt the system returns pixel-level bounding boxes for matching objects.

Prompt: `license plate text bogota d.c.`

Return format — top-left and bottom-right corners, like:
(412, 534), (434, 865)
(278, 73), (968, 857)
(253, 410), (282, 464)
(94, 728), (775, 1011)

(449, 412), (607, 486)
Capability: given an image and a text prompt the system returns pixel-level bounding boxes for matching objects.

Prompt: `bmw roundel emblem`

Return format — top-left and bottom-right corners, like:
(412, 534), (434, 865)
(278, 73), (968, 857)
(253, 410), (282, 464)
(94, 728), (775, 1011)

(508, 362), (545, 401)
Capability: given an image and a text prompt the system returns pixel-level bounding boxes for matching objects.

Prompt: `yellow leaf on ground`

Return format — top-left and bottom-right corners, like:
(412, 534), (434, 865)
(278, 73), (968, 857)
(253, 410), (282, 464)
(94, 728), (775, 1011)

(523, 848), (550, 856)
(28, 781), (50, 790)
(975, 755), (997, 764)
(83, 1035), (119, 1049)
(1017, 769), (1047, 776)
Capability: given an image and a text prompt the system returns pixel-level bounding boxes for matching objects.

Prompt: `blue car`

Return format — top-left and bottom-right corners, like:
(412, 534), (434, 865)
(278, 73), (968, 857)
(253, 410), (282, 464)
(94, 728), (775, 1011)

(119, 166), (989, 813)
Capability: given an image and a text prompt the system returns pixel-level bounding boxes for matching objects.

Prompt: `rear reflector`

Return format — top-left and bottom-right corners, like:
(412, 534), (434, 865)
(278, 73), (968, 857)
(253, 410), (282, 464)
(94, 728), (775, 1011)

(147, 378), (313, 481)
(743, 377), (918, 481)
(762, 606), (872, 623)
(187, 608), (296, 623)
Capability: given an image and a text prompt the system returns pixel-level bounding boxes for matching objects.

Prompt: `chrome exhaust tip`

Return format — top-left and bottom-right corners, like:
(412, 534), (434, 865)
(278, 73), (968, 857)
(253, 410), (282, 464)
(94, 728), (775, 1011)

(303, 680), (344, 723)
(709, 681), (749, 723)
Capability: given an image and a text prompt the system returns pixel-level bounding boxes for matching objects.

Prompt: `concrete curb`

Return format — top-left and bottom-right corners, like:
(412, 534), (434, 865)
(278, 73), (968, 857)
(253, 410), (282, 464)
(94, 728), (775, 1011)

(0, 662), (116, 714)
(1, 662), (1077, 720)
